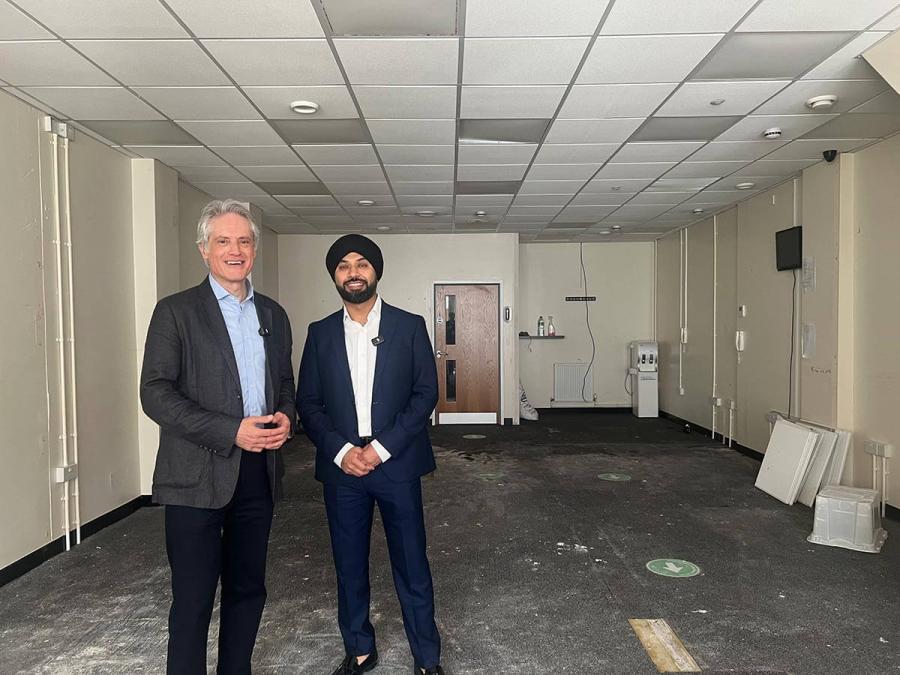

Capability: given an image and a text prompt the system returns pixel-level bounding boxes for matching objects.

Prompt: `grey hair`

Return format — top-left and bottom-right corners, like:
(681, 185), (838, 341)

(196, 199), (260, 252)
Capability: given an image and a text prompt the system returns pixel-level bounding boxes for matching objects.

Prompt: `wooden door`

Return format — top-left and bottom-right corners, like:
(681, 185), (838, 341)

(434, 284), (500, 424)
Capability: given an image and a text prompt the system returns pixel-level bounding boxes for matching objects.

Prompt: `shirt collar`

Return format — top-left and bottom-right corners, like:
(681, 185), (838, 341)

(209, 274), (254, 303)
(343, 295), (382, 325)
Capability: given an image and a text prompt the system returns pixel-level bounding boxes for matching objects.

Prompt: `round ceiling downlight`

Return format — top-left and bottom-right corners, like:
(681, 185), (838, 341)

(289, 100), (319, 114)
(805, 94), (837, 110)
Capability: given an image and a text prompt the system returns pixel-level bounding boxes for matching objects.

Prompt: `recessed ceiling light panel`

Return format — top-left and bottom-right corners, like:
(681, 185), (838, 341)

(290, 100), (320, 115)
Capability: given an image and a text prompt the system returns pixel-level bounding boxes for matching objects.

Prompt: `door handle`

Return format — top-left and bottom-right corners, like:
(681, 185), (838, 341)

(435, 350), (446, 359)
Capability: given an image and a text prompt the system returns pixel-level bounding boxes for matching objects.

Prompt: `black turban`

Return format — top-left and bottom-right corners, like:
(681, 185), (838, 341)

(325, 234), (384, 280)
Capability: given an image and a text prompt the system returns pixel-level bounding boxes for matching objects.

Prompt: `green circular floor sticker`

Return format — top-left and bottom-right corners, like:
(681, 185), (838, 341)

(598, 473), (631, 481)
(646, 559), (700, 578)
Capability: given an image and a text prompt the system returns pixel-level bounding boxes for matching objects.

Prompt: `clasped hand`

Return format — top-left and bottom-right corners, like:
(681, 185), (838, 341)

(341, 445), (382, 477)
(235, 411), (292, 452)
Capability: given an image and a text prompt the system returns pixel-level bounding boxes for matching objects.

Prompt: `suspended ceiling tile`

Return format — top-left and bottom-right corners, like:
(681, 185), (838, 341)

(761, 138), (875, 160)
(554, 205), (619, 221)
(14, 0), (186, 38)
(803, 32), (889, 80)
(569, 191), (635, 205)
(455, 194), (514, 208)
(178, 120), (284, 146)
(715, 114), (837, 141)
(634, 116), (742, 141)
(293, 143), (378, 164)
(649, 177), (718, 191)
(367, 119), (456, 144)
(457, 143), (538, 164)
(242, 86), (358, 119)
(457, 164), (528, 181)
(321, 0), (457, 36)
(533, 143), (619, 164)
(689, 140), (788, 161)
(581, 177), (655, 192)
(731, 158), (819, 176)
(73, 40), (228, 86)
(377, 145), (455, 164)
(594, 162), (676, 179)
(628, 192), (693, 205)
(601, 0), (758, 35)
(518, 180), (586, 194)
(507, 205), (563, 216)
(526, 164), (601, 180)
(559, 84), (678, 119)
(133, 86), (261, 120)
(756, 80), (888, 116)
(390, 181), (454, 194)
(0, 3), (52, 39)
(270, 119), (371, 144)
(460, 85), (566, 119)
(578, 34), (721, 85)
(657, 81), (790, 117)
(314, 165), (387, 181)
(459, 118), (551, 143)
(354, 85), (457, 119)
(237, 165), (317, 181)
(202, 39), (343, 85)
(385, 165), (454, 181)
(166, 0), (325, 38)
(192, 181), (268, 197)
(396, 195), (454, 207)
(334, 194), (395, 206)
(334, 38), (459, 85)
(800, 113), (900, 139)
(265, 222), (320, 234)
(327, 181), (392, 194)
(123, 145), (222, 165)
(21, 86), (163, 120)
(265, 194), (337, 205)
(611, 141), (704, 163)
(466, 0), (609, 36)
(456, 180), (522, 194)
(544, 118), (643, 144)
(851, 90), (900, 114)
(737, 0), (899, 32)
(173, 166), (245, 181)
(83, 120), (197, 144)
(463, 38), (590, 85)
(664, 160), (746, 178)
(0, 42), (116, 86)
(872, 7), (900, 30)
(692, 32), (854, 80)
(212, 145), (301, 165)
(604, 204), (672, 220)
(512, 194), (572, 207)
(707, 175), (785, 190)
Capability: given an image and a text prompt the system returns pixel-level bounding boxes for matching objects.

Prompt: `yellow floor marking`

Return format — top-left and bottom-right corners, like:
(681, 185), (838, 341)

(629, 618), (701, 672)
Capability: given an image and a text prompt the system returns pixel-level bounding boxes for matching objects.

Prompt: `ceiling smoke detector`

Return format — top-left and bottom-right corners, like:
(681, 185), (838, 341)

(736, 182), (755, 190)
(709, 98), (726, 106)
(356, 199), (376, 206)
(376, 225), (391, 231)
(610, 224), (622, 231)
(692, 208), (705, 214)
(762, 127), (783, 139)
(415, 210), (438, 217)
(806, 94), (838, 110)
(289, 100), (319, 115)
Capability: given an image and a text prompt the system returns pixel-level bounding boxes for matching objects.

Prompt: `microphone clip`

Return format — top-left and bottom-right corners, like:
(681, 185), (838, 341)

(371, 336), (385, 346)
(258, 326), (270, 337)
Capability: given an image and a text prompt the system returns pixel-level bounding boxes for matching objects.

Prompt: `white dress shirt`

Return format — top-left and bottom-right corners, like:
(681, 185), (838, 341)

(334, 296), (392, 468)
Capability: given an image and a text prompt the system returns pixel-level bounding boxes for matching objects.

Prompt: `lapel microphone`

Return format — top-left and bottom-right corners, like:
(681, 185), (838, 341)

(258, 326), (270, 337)
(371, 336), (384, 346)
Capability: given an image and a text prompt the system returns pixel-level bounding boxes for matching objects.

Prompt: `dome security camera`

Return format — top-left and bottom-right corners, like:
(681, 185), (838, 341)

(823, 149), (838, 163)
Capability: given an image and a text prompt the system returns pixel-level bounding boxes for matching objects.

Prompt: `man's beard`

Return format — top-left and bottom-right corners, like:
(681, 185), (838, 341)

(337, 277), (377, 304)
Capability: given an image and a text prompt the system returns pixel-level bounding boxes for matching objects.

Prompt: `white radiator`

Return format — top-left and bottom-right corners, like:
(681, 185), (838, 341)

(553, 362), (592, 402)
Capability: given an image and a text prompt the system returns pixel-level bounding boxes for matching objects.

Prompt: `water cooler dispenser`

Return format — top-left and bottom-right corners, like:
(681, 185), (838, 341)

(629, 341), (659, 418)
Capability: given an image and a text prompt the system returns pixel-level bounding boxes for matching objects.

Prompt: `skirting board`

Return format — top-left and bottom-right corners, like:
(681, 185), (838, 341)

(0, 495), (153, 588)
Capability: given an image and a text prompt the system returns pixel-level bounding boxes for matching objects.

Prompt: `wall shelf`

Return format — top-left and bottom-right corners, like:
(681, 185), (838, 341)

(519, 335), (565, 339)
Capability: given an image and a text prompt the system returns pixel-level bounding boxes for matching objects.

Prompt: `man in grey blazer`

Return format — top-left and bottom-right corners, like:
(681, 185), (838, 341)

(140, 199), (295, 674)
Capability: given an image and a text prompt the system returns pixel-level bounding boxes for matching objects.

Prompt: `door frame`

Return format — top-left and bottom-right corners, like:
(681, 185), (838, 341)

(430, 279), (505, 425)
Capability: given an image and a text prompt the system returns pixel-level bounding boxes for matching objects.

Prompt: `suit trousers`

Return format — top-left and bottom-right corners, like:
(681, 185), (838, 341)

(324, 471), (441, 669)
(165, 451), (273, 675)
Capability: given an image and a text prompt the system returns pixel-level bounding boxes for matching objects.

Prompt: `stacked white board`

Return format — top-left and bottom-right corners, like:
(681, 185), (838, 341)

(755, 419), (820, 505)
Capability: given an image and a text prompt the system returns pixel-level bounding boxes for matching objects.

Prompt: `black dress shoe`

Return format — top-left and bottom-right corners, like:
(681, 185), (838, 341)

(414, 666), (445, 675)
(332, 649), (379, 675)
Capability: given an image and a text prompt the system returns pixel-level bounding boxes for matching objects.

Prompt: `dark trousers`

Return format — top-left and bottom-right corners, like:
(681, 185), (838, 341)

(324, 471), (441, 669)
(165, 451), (273, 675)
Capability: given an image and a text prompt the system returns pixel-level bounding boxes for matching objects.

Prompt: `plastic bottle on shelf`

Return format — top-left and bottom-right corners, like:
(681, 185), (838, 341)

(548, 315), (556, 336)
(537, 316), (545, 336)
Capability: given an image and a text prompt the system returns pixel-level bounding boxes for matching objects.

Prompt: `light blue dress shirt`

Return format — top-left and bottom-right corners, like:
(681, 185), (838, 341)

(209, 275), (267, 418)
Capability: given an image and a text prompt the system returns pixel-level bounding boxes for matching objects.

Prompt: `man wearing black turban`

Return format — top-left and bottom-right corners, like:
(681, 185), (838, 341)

(297, 234), (445, 675)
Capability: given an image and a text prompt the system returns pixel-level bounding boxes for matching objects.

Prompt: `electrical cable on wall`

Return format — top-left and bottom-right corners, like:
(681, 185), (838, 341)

(579, 243), (596, 402)
(789, 268), (797, 417)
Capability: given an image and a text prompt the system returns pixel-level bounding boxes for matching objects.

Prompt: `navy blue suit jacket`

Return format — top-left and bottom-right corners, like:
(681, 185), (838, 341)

(296, 302), (439, 485)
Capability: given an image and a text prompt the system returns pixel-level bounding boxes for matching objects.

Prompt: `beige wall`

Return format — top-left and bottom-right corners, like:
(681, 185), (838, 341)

(279, 233), (519, 422)
(848, 133), (900, 505)
(519, 242), (655, 407)
(656, 231), (683, 416)
(178, 180), (212, 289)
(0, 91), (53, 569)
